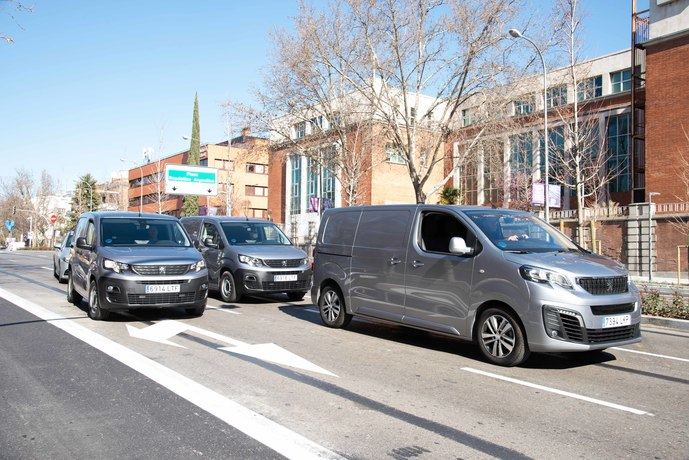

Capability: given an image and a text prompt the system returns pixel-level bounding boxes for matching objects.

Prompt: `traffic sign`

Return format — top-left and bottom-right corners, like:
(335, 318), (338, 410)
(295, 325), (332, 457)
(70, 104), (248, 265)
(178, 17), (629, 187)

(164, 164), (218, 196)
(49, 213), (58, 225)
(4, 219), (15, 231)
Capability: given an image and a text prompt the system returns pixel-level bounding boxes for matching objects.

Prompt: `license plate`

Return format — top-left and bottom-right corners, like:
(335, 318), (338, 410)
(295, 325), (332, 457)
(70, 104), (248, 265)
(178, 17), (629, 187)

(145, 284), (180, 294)
(602, 314), (631, 328)
(274, 274), (298, 282)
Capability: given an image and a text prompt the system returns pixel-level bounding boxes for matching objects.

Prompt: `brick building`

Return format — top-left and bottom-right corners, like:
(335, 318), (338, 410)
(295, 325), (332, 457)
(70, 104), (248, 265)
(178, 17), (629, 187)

(126, 129), (270, 218)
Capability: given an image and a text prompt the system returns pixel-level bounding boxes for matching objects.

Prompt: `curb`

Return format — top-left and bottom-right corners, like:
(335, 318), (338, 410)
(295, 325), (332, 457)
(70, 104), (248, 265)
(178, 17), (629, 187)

(642, 315), (689, 332)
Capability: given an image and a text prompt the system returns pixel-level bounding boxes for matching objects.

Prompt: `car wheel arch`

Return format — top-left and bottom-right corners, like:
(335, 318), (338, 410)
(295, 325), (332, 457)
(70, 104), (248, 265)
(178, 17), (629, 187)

(319, 279), (348, 313)
(471, 300), (527, 343)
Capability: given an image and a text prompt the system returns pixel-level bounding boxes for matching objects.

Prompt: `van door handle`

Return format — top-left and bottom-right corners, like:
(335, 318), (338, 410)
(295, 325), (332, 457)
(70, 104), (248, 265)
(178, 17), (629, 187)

(412, 260), (424, 268)
(389, 257), (402, 265)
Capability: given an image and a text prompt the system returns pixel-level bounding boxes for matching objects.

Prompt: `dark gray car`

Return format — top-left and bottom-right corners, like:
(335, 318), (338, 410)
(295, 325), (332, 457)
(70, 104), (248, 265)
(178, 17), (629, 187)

(67, 212), (209, 320)
(181, 216), (312, 302)
(311, 205), (641, 366)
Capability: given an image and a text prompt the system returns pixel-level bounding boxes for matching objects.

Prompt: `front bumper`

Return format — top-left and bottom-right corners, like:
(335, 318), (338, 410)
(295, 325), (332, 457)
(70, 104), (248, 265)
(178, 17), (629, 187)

(524, 283), (643, 353)
(98, 270), (209, 311)
(236, 267), (312, 293)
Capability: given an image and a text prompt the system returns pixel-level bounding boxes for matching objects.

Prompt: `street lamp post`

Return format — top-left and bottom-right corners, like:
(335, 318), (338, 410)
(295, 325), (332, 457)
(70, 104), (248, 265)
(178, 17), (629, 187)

(648, 192), (660, 282)
(509, 28), (550, 223)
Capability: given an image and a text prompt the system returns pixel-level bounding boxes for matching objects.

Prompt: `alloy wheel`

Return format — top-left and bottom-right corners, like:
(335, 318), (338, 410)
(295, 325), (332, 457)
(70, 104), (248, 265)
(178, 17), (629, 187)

(221, 277), (232, 299)
(321, 290), (341, 323)
(481, 314), (516, 358)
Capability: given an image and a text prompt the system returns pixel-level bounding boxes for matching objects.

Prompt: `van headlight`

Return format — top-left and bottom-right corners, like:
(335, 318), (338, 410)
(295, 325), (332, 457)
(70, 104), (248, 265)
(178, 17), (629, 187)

(519, 265), (573, 289)
(190, 260), (206, 272)
(103, 259), (129, 273)
(238, 254), (265, 267)
(300, 258), (309, 266)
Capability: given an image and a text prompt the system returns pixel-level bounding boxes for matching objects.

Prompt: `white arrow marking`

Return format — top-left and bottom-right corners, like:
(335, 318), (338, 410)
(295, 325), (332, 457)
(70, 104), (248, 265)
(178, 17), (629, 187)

(127, 320), (336, 376)
(219, 343), (337, 377)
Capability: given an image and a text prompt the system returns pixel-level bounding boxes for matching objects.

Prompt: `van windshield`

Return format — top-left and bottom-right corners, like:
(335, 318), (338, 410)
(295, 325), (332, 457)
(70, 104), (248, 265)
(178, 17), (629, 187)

(463, 210), (580, 253)
(221, 222), (292, 246)
(101, 218), (191, 247)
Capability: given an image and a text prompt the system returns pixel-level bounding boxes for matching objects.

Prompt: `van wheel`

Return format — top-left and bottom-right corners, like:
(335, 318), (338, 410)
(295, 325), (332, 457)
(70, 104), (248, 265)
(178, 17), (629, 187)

(66, 271), (83, 305)
(219, 271), (238, 303)
(287, 291), (306, 301)
(318, 286), (352, 328)
(476, 307), (529, 366)
(88, 280), (110, 321)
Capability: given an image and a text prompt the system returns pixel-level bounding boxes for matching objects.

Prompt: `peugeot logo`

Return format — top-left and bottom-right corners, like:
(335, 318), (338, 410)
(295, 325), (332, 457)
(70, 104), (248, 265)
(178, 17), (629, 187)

(605, 279), (613, 292)
(159, 266), (166, 275)
(281, 260), (287, 267)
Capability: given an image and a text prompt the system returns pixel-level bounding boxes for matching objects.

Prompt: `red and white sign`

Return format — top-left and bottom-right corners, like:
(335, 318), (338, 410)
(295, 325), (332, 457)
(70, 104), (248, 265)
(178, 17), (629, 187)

(49, 213), (58, 225)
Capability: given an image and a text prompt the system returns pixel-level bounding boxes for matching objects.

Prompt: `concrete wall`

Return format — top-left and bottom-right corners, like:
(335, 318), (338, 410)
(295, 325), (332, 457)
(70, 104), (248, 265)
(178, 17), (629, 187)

(650, 0), (689, 40)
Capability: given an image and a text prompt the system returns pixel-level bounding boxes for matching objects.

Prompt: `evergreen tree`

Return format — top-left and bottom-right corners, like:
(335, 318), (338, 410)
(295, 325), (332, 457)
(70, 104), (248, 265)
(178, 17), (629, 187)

(68, 174), (101, 227)
(181, 93), (201, 216)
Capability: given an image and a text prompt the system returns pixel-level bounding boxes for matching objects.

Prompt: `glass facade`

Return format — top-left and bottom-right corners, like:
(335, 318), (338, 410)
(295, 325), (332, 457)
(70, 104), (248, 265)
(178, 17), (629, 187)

(510, 132), (533, 174)
(538, 125), (565, 179)
(607, 113), (631, 193)
(547, 85), (568, 108)
(577, 75), (603, 101)
(290, 155), (302, 214)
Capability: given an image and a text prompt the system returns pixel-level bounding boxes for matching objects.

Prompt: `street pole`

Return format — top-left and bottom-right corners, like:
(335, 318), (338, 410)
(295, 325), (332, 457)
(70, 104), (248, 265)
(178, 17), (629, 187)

(509, 29), (549, 223)
(648, 192), (660, 282)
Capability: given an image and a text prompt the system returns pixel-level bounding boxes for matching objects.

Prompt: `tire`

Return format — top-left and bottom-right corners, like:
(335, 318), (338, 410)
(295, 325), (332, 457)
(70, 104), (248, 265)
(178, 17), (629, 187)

(287, 291), (307, 301)
(219, 271), (238, 303)
(87, 279), (110, 321)
(476, 307), (529, 366)
(66, 271), (83, 305)
(318, 286), (352, 328)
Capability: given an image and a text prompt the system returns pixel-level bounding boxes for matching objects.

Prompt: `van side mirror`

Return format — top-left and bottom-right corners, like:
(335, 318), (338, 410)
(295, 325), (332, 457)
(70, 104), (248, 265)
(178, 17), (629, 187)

(449, 237), (473, 255)
(203, 237), (218, 249)
(76, 236), (91, 250)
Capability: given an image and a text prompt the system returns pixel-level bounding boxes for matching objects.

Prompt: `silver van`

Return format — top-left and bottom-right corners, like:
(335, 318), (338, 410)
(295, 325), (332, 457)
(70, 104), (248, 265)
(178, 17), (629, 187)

(181, 216), (312, 302)
(311, 205), (641, 366)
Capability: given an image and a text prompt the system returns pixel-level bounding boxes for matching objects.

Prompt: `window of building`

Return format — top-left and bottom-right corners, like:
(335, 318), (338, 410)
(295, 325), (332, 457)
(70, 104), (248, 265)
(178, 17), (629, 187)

(462, 108), (473, 127)
(577, 75), (602, 101)
(328, 113), (342, 130)
(294, 121), (306, 139)
(610, 69), (632, 93)
(547, 85), (568, 108)
(510, 132), (533, 174)
(459, 157), (478, 205)
(246, 163), (267, 174)
(483, 140), (504, 204)
(200, 158), (208, 167)
(607, 113), (631, 193)
(538, 125), (565, 179)
(290, 155), (302, 214)
(246, 185), (268, 197)
(214, 159), (234, 170)
(323, 166), (335, 203)
(310, 116), (323, 133)
(513, 98), (534, 116)
(385, 143), (407, 164)
(250, 208), (268, 219)
(307, 157), (319, 198)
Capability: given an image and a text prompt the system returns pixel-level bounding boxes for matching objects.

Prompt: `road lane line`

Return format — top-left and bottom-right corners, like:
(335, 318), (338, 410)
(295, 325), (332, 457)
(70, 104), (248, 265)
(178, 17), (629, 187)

(206, 306), (241, 315)
(0, 287), (344, 460)
(461, 367), (653, 416)
(611, 347), (689, 363)
(41, 266), (52, 271)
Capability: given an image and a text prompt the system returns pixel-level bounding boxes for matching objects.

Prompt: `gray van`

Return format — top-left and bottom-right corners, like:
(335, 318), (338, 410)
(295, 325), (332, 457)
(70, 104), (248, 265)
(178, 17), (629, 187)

(67, 212), (209, 320)
(181, 216), (312, 302)
(312, 205), (641, 366)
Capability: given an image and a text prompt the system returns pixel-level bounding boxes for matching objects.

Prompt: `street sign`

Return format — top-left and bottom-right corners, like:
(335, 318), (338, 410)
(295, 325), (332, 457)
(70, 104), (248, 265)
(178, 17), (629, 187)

(164, 164), (218, 196)
(49, 213), (58, 225)
(532, 182), (562, 208)
(4, 219), (15, 231)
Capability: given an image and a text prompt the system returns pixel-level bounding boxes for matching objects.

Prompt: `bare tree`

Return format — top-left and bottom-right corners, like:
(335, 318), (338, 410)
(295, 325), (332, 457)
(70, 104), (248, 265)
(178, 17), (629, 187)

(548, 0), (621, 244)
(1, 0), (32, 44)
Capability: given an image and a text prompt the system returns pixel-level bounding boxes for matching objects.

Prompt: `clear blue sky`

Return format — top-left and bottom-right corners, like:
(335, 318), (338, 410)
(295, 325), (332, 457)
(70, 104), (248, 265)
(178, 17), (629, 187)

(1, 0), (643, 190)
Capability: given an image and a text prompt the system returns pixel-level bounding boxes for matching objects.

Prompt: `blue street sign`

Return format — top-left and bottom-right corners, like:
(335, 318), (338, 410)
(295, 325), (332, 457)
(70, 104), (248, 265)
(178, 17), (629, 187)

(4, 219), (15, 231)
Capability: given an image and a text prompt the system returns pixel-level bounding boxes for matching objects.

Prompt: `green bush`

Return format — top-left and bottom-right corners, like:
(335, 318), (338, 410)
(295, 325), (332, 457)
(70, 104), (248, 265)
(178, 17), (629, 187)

(641, 288), (689, 320)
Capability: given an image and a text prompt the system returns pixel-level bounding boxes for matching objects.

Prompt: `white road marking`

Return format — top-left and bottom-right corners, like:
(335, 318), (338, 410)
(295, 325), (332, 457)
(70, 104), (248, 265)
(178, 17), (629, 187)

(41, 266), (52, 271)
(206, 306), (241, 315)
(611, 347), (689, 363)
(127, 320), (337, 377)
(0, 287), (344, 460)
(461, 367), (653, 416)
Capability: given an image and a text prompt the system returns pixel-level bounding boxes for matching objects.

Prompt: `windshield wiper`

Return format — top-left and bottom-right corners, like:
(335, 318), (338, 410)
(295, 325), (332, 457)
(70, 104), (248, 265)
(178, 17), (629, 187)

(505, 250), (532, 254)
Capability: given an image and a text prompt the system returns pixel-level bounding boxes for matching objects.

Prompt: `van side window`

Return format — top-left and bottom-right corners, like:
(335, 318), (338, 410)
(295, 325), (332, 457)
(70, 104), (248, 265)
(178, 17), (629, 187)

(201, 223), (219, 246)
(183, 220), (200, 240)
(419, 212), (476, 254)
(74, 218), (87, 239)
(85, 221), (96, 246)
(322, 211), (361, 246)
(354, 210), (411, 250)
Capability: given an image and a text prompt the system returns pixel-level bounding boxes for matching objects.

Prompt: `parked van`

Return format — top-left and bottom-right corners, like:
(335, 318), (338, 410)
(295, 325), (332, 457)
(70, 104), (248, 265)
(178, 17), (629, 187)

(67, 212), (209, 320)
(312, 205), (641, 366)
(181, 216), (312, 302)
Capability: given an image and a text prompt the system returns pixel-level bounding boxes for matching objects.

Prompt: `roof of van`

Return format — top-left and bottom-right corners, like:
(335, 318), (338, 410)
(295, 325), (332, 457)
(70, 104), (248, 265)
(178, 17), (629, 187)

(80, 211), (178, 220)
(180, 216), (273, 223)
(323, 204), (520, 212)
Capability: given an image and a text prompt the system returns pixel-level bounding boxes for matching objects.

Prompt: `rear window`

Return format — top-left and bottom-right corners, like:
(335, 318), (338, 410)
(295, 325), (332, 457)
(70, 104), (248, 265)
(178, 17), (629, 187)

(354, 210), (411, 250)
(322, 211), (361, 246)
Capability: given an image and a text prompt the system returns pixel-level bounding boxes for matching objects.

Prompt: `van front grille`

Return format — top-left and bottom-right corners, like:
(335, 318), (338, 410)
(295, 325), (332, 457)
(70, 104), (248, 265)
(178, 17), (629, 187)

(577, 276), (628, 295)
(261, 280), (310, 291)
(131, 264), (189, 276)
(127, 292), (201, 305)
(590, 303), (635, 315)
(264, 259), (303, 268)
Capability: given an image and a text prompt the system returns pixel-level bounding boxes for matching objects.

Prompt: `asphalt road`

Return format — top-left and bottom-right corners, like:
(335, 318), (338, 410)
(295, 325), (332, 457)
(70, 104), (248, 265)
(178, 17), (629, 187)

(1, 251), (688, 459)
